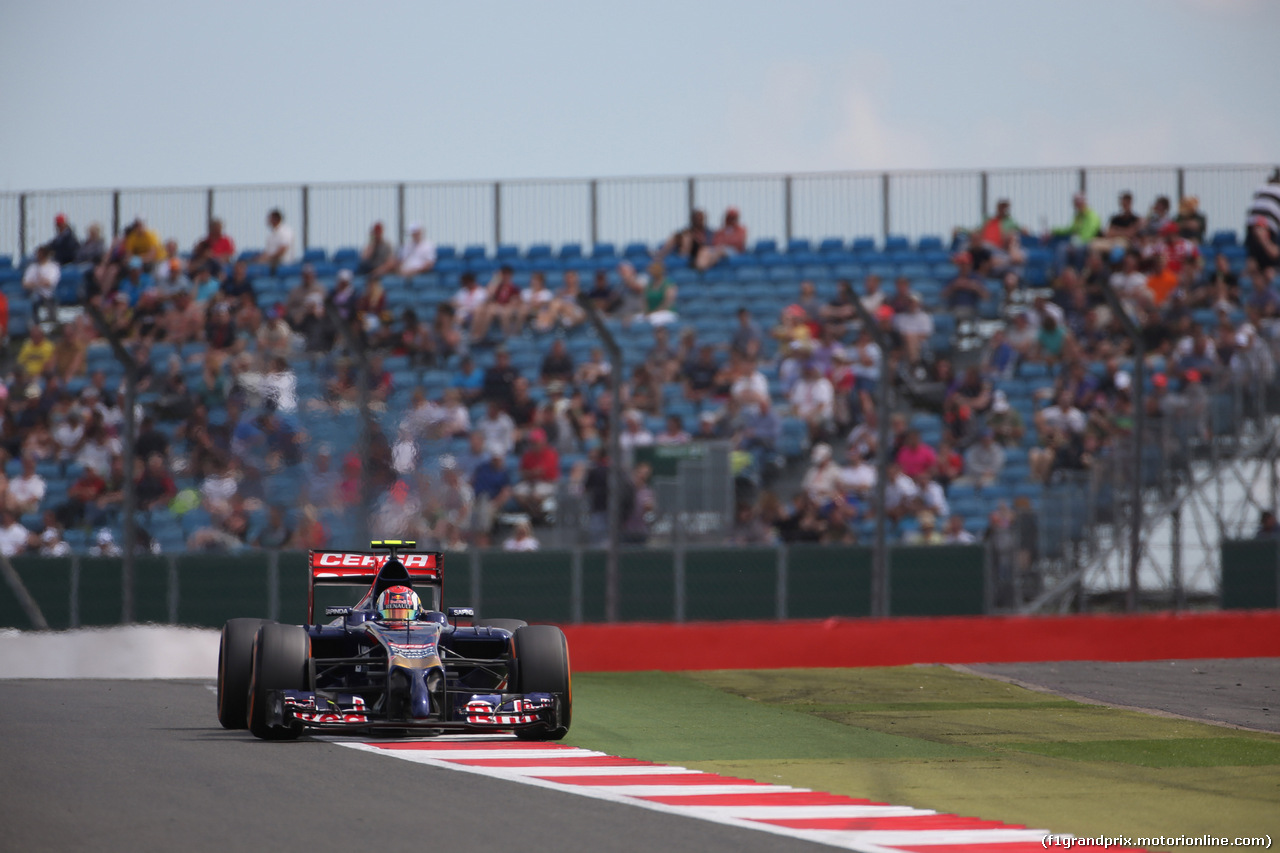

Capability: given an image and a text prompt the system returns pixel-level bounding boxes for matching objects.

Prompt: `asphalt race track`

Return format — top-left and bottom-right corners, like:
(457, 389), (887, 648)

(0, 680), (830, 853)
(967, 657), (1280, 732)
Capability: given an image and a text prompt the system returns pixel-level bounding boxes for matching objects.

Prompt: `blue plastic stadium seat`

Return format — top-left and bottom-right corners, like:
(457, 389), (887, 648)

(558, 243), (583, 260)
(526, 244), (552, 260)
(851, 237), (877, 253)
(917, 235), (944, 252)
(435, 245), (457, 260)
(884, 235), (910, 252)
(1210, 230), (1238, 249)
(753, 238), (778, 255)
(462, 244), (487, 261)
(786, 238), (811, 254)
(332, 247), (359, 267)
(0, 255), (12, 269)
(818, 238), (845, 254)
(495, 244), (519, 260)
(237, 250), (261, 263)
(302, 248), (326, 264)
(592, 242), (616, 259)
(623, 242), (650, 259)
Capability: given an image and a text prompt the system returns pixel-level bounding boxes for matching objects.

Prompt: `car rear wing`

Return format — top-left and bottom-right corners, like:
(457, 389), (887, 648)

(307, 546), (445, 623)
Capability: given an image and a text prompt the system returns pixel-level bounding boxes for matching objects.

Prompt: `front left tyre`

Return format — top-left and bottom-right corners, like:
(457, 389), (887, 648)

(217, 618), (268, 729)
(512, 625), (572, 741)
(247, 623), (310, 741)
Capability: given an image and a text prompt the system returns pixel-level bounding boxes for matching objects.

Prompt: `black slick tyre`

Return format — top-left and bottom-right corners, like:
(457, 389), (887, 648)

(217, 618), (268, 729)
(512, 625), (571, 740)
(247, 623), (310, 741)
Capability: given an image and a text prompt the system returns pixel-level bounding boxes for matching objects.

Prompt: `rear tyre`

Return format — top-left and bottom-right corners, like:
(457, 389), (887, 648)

(512, 625), (571, 741)
(217, 618), (268, 729)
(474, 618), (528, 633)
(247, 623), (310, 741)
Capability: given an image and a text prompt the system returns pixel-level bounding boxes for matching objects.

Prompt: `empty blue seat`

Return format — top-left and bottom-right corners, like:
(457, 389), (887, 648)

(753, 238), (778, 254)
(592, 242), (616, 258)
(558, 243), (583, 259)
(786, 238), (811, 254)
(818, 238), (846, 254)
(462, 244), (487, 260)
(495, 244), (519, 259)
(917, 235), (944, 251)
(301, 248), (326, 263)
(435, 245), (457, 260)
(1210, 230), (1238, 249)
(884, 235), (910, 252)
(526, 244), (552, 260)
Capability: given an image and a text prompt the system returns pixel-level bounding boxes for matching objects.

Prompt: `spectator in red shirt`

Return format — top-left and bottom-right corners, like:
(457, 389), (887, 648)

(896, 429), (938, 479)
(512, 427), (559, 521)
(694, 206), (748, 271)
(191, 218), (236, 275)
(136, 453), (178, 511)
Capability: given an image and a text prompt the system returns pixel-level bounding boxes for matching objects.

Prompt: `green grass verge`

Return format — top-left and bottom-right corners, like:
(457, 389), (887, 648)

(562, 667), (1280, 851)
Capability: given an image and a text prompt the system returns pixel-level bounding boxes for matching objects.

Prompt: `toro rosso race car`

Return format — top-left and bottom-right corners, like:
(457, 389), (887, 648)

(216, 540), (571, 741)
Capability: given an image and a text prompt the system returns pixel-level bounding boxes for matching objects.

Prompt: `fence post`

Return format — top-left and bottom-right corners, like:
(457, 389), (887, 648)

(980, 171), (989, 221)
(880, 173), (891, 244)
(1176, 168), (1185, 204)
(493, 182), (502, 248)
(396, 183), (406, 247)
(205, 188), (214, 235)
(784, 175), (793, 245)
(775, 545), (788, 621)
(1078, 168), (1087, 197)
(687, 176), (696, 221)
(18, 193), (27, 259)
(112, 190), (121, 240)
(570, 547), (583, 624)
(301, 185), (310, 252)
(673, 545), (686, 623)
(589, 179), (599, 248)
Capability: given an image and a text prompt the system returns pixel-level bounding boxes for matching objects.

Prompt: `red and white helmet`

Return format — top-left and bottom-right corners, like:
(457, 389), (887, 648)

(376, 585), (421, 622)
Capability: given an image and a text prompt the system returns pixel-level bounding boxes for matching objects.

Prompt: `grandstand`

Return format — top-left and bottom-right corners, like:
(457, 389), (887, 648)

(0, 165), (1276, 612)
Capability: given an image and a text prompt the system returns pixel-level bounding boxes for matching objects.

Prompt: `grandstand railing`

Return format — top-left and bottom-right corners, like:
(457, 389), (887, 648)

(0, 164), (1270, 260)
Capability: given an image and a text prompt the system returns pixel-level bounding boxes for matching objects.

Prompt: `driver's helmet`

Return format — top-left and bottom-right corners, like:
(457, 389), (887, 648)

(376, 585), (421, 622)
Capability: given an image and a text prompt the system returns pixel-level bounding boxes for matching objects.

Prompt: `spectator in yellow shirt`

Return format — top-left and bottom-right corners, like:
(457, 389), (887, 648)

(17, 325), (54, 376)
(122, 218), (166, 267)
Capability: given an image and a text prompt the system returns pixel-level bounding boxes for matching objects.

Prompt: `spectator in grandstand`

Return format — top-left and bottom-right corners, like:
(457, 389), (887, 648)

(1176, 196), (1206, 243)
(191, 218), (236, 275)
(653, 414), (691, 447)
(450, 355), (484, 405)
(962, 430), (1005, 487)
(660, 208), (712, 268)
(896, 429), (937, 480)
(450, 271), (487, 332)
(619, 260), (678, 327)
(905, 510), (944, 545)
(1047, 194), (1102, 273)
(728, 353), (769, 409)
(680, 344), (719, 404)
(585, 269), (621, 315)
(544, 270), (587, 331)
(135, 453), (177, 512)
(287, 505), (329, 550)
(695, 206), (747, 271)
(282, 263), (320, 327)
(1141, 195), (1173, 238)
(729, 307), (763, 360)
(496, 518), (537, 552)
(76, 223), (106, 267)
(893, 293), (934, 365)
(356, 275), (391, 334)
(22, 245), (61, 324)
(574, 346), (611, 388)
(481, 348), (519, 408)
(621, 462), (657, 545)
(469, 265), (521, 344)
(43, 213), (80, 266)
(968, 199), (1026, 275)
(0, 510), (32, 557)
(1255, 510), (1280, 540)
(859, 273), (885, 313)
(252, 505), (292, 549)
(1246, 169), (1280, 274)
(506, 376), (538, 431)
(1094, 191), (1142, 254)
(618, 409), (655, 462)
(800, 443), (840, 505)
(774, 491), (827, 543)
(477, 399), (516, 457)
(944, 514), (977, 544)
(357, 222), (394, 275)
(254, 208), (296, 271)
(942, 252), (989, 315)
(470, 447), (513, 547)
(122, 218), (167, 268)
(515, 271), (555, 332)
(512, 427), (559, 522)
(1189, 252), (1240, 310)
(303, 446), (341, 510)
(379, 222), (436, 278)
(789, 361), (835, 442)
(818, 280), (858, 335)
(56, 461), (108, 529)
(642, 325), (678, 384)
(539, 339), (575, 387)
(5, 455), (45, 516)
(16, 324), (54, 377)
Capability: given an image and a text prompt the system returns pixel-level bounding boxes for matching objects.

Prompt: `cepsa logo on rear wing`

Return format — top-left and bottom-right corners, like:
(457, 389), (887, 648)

(308, 551), (442, 582)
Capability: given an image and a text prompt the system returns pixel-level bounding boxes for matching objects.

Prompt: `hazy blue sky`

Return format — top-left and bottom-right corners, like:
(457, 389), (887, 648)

(1, 0), (1276, 191)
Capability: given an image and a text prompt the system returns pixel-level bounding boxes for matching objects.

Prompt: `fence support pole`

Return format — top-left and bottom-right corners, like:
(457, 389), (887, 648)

(18, 193), (27, 259)
(687, 177), (696, 222)
(112, 190), (121, 240)
(880, 173), (891, 244)
(850, 296), (892, 617)
(980, 171), (989, 221)
(301, 185), (310, 252)
(85, 303), (139, 623)
(205, 188), (214, 234)
(775, 545), (788, 620)
(1171, 504), (1183, 612)
(1078, 168), (1088, 197)
(1176, 168), (1185, 204)
(1098, 281), (1144, 612)
(589, 179), (599, 248)
(396, 183), (406, 248)
(784, 175), (794, 244)
(578, 294), (624, 622)
(494, 182), (502, 248)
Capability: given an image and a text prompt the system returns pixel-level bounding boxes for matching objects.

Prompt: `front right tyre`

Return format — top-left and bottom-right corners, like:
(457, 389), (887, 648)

(246, 623), (310, 741)
(217, 618), (268, 729)
(512, 625), (572, 741)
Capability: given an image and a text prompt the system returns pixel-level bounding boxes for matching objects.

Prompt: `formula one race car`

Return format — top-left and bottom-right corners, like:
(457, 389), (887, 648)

(216, 540), (571, 741)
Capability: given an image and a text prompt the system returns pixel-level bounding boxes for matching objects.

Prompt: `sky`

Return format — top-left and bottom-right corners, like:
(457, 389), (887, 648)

(1, 0), (1277, 192)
